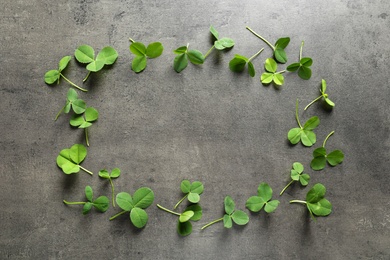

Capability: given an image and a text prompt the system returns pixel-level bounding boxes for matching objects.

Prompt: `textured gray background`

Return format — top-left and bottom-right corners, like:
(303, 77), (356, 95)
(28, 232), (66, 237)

(1, 0), (389, 259)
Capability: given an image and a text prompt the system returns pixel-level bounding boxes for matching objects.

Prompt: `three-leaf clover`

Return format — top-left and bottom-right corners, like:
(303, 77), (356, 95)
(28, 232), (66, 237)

(288, 99), (320, 147)
(311, 131), (344, 170)
(109, 187), (155, 228)
(56, 143), (93, 175)
(44, 56), (87, 92)
(129, 38), (164, 73)
(63, 186), (109, 214)
(261, 58), (286, 86)
(74, 45), (118, 82)
(287, 41), (313, 80)
(174, 180), (204, 209)
(305, 79), (335, 110)
(280, 162), (310, 196)
(201, 196), (249, 230)
(173, 44), (204, 73)
(290, 183), (332, 219)
(54, 88), (86, 121)
(99, 168), (121, 207)
(70, 107), (99, 146)
(157, 204), (202, 236)
(246, 26), (290, 63)
(204, 25), (235, 59)
(246, 182), (280, 213)
(229, 48), (264, 77)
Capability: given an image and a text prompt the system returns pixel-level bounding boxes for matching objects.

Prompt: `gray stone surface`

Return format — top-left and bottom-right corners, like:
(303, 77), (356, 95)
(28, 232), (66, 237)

(1, 0), (389, 259)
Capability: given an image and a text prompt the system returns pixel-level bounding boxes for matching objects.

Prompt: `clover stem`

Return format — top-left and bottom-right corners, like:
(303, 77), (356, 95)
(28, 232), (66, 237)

(201, 217), (224, 230)
(289, 200), (307, 205)
(79, 165), (93, 175)
(85, 128), (90, 147)
(129, 38), (135, 43)
(60, 74), (88, 92)
(54, 106), (65, 121)
(300, 41), (304, 61)
(157, 204), (181, 216)
(109, 210), (127, 221)
(322, 130), (335, 148)
(204, 46), (215, 59)
(276, 70), (286, 74)
(63, 200), (86, 205)
(304, 95), (323, 111)
(246, 26), (275, 50)
(174, 194), (189, 209)
(248, 48), (264, 62)
(83, 71), (91, 82)
(280, 180), (295, 196)
(295, 99), (303, 129)
(109, 178), (115, 207)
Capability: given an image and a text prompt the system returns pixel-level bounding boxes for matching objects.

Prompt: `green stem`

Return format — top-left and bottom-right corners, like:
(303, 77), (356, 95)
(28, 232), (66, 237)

(322, 130), (335, 148)
(63, 200), (86, 205)
(109, 210), (128, 221)
(276, 70), (286, 74)
(174, 194), (188, 209)
(85, 128), (90, 147)
(201, 217), (224, 230)
(109, 178), (115, 207)
(295, 99), (302, 129)
(157, 204), (181, 216)
(280, 180), (295, 196)
(289, 200), (307, 205)
(248, 48), (264, 62)
(129, 38), (135, 43)
(246, 26), (275, 50)
(300, 41), (304, 61)
(204, 46), (215, 59)
(304, 95), (322, 111)
(79, 165), (93, 175)
(60, 74), (88, 92)
(54, 106), (65, 121)
(83, 71), (91, 83)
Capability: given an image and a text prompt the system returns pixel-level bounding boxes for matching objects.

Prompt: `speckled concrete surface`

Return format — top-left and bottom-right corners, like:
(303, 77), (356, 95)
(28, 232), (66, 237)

(1, 0), (389, 259)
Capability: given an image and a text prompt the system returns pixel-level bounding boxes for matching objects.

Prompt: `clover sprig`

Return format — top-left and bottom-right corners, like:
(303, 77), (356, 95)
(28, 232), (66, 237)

(56, 144), (93, 175)
(311, 131), (344, 170)
(63, 186), (109, 215)
(287, 41), (313, 80)
(261, 58), (286, 86)
(246, 182), (280, 213)
(280, 162), (310, 196)
(99, 168), (121, 207)
(70, 107), (99, 146)
(55, 88), (86, 121)
(174, 180), (204, 209)
(129, 38), (164, 72)
(205, 25), (235, 58)
(305, 79), (335, 110)
(229, 48), (264, 77)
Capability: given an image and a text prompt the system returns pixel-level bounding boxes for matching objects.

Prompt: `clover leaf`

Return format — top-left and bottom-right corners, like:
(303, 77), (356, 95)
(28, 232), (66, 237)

(44, 56), (88, 92)
(290, 183), (332, 219)
(261, 58), (286, 86)
(56, 143), (93, 175)
(70, 107), (99, 146)
(173, 44), (205, 73)
(288, 99), (320, 147)
(99, 168), (121, 207)
(246, 182), (280, 213)
(246, 26), (290, 63)
(129, 38), (164, 73)
(280, 162), (310, 195)
(109, 187), (154, 228)
(203, 25), (235, 59)
(311, 131), (344, 171)
(157, 203), (202, 236)
(63, 186), (109, 214)
(229, 48), (264, 77)
(173, 180), (204, 209)
(54, 88), (86, 121)
(287, 41), (313, 80)
(75, 45), (118, 82)
(305, 79), (335, 110)
(201, 196), (249, 230)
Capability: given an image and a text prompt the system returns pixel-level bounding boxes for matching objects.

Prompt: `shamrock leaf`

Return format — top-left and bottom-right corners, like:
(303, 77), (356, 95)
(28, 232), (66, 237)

(287, 41), (313, 80)
(44, 56), (87, 92)
(229, 48), (264, 77)
(55, 88), (86, 121)
(173, 44), (204, 73)
(246, 182), (280, 213)
(110, 187), (155, 228)
(311, 131), (344, 170)
(209, 25), (235, 51)
(63, 185), (109, 214)
(174, 180), (204, 209)
(305, 79), (335, 110)
(99, 168), (121, 207)
(56, 144), (93, 175)
(260, 58), (286, 86)
(288, 100), (320, 147)
(129, 39), (164, 73)
(280, 162), (310, 195)
(70, 107), (99, 146)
